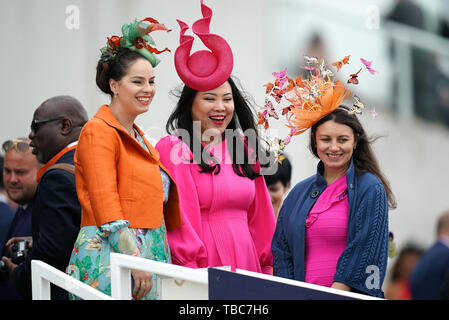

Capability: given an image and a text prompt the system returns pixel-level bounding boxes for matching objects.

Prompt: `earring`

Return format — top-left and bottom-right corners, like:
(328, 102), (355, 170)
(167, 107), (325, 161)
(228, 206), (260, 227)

(113, 92), (118, 98)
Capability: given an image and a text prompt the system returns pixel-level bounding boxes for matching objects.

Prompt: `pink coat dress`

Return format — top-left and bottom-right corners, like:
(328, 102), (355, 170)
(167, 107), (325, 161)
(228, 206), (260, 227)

(155, 136), (276, 274)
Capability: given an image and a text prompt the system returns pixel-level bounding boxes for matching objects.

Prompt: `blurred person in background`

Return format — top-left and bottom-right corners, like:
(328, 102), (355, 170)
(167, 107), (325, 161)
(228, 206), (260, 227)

(409, 210), (449, 300)
(439, 0), (449, 39)
(385, 0), (449, 128)
(0, 156), (17, 211)
(264, 155), (292, 221)
(0, 138), (39, 299)
(384, 243), (424, 300)
(0, 155), (15, 254)
(385, 0), (437, 121)
(301, 33), (329, 71)
(432, 55), (449, 127)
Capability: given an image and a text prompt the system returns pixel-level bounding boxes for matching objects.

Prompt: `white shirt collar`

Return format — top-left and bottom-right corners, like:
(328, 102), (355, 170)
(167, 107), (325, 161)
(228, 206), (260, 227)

(67, 141), (78, 148)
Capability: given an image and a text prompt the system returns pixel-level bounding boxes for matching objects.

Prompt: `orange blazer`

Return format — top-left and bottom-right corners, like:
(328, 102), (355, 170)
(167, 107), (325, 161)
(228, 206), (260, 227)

(75, 105), (181, 231)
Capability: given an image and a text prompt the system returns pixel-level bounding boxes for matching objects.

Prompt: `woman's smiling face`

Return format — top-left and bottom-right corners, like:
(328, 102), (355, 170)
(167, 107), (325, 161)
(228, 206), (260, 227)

(109, 58), (156, 117)
(315, 119), (356, 173)
(191, 81), (234, 140)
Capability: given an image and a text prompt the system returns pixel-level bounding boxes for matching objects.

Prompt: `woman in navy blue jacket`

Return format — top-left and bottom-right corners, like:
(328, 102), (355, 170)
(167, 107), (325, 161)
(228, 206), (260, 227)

(271, 106), (396, 298)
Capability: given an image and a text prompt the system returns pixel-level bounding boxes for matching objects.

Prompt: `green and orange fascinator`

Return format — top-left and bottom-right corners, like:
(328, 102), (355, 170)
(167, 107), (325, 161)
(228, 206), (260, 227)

(100, 17), (171, 67)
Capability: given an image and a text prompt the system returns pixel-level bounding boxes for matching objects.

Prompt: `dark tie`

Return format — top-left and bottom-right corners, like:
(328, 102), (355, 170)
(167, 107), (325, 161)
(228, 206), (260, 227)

(16, 205), (25, 217)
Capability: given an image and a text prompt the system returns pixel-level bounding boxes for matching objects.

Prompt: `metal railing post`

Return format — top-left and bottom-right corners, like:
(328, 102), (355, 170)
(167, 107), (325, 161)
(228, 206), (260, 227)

(31, 260), (113, 300)
(31, 262), (51, 300)
(109, 253), (209, 300)
(110, 253), (133, 300)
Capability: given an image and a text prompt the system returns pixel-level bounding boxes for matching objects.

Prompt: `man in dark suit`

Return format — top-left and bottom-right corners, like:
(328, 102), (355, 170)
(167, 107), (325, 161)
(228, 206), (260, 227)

(410, 210), (449, 300)
(1, 95), (88, 299)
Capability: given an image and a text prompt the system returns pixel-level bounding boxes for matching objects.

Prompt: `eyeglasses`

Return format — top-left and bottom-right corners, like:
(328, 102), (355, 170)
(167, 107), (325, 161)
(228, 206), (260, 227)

(30, 117), (64, 133)
(2, 139), (31, 153)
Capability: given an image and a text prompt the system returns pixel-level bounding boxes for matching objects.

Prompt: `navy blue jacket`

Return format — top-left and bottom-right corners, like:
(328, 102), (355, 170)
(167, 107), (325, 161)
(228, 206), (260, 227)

(0, 201), (33, 300)
(272, 159), (389, 298)
(0, 202), (15, 254)
(13, 149), (81, 300)
(1, 201), (33, 258)
(409, 240), (449, 300)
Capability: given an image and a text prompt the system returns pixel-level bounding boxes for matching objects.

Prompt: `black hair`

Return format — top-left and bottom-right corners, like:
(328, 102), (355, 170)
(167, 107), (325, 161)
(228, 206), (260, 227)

(310, 106), (397, 209)
(96, 48), (146, 97)
(264, 155), (292, 187)
(166, 76), (265, 179)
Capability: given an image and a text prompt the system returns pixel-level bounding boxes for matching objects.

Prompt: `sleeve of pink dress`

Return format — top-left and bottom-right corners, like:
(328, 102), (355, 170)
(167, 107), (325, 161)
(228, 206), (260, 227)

(155, 136), (208, 268)
(248, 174), (276, 275)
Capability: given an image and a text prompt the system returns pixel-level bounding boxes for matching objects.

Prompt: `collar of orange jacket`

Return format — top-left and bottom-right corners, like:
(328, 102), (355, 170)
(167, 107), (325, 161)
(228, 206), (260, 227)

(95, 105), (160, 162)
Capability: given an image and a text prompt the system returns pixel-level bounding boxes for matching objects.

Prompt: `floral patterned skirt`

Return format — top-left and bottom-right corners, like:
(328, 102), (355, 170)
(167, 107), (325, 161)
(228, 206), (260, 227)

(67, 220), (171, 300)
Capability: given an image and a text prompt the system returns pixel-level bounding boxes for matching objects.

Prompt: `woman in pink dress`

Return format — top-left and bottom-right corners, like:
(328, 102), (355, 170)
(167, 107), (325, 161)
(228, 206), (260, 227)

(155, 0), (275, 274)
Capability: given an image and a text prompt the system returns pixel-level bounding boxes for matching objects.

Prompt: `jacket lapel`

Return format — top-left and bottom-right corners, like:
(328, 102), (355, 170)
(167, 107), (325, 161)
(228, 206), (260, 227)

(345, 157), (357, 221)
(94, 105), (159, 162)
(134, 125), (160, 162)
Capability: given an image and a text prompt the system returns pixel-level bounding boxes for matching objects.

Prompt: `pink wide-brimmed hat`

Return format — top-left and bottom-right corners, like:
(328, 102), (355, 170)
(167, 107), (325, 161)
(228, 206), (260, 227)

(174, 0), (234, 91)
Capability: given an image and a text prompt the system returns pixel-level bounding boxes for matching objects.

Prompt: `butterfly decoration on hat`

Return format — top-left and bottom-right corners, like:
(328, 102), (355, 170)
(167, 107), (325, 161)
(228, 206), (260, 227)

(259, 54), (379, 162)
(346, 58), (377, 85)
(347, 68), (362, 85)
(332, 55), (350, 72)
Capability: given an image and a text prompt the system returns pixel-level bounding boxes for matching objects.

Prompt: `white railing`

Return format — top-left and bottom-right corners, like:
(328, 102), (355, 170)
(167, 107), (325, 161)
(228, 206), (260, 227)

(109, 253), (209, 300)
(31, 260), (113, 300)
(234, 268), (382, 300)
(32, 254), (381, 300)
(31, 254), (209, 300)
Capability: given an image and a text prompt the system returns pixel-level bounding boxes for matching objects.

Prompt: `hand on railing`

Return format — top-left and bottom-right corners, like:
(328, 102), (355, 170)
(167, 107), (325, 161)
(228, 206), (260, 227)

(131, 269), (153, 300)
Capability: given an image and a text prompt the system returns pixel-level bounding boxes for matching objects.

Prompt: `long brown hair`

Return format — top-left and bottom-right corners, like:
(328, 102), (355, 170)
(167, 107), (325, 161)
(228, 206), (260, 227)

(309, 106), (397, 209)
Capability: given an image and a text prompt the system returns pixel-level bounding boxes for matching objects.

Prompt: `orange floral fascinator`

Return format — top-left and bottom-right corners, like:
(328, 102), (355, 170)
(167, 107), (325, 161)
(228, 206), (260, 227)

(259, 55), (375, 162)
(287, 79), (350, 135)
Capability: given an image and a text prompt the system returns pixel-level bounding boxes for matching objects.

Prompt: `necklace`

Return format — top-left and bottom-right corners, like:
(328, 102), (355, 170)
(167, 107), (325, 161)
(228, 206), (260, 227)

(123, 126), (136, 139)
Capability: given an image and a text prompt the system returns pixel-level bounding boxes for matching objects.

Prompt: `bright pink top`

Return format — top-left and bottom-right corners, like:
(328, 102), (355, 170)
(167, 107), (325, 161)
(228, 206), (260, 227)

(304, 175), (349, 287)
(155, 136), (276, 274)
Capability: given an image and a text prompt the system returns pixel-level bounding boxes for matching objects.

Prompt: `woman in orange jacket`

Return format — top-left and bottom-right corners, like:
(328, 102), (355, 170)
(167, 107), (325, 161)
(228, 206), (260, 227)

(66, 17), (181, 300)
